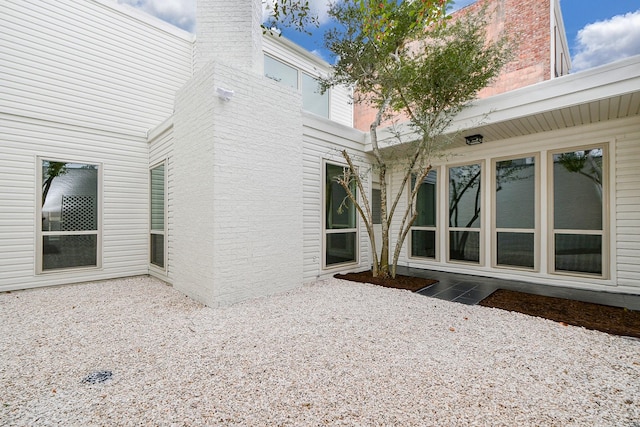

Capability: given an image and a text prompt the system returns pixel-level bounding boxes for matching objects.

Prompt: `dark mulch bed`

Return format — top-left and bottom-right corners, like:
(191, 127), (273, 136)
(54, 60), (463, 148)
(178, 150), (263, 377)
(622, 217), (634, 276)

(335, 270), (640, 339)
(334, 270), (437, 292)
(480, 289), (640, 339)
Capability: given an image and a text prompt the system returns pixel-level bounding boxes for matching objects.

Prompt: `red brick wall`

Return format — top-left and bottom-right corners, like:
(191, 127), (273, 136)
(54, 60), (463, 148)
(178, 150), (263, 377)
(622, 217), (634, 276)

(353, 0), (552, 131)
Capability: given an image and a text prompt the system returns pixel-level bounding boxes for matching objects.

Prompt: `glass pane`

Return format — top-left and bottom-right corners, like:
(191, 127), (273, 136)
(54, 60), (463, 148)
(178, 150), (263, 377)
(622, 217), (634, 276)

(449, 231), (479, 263)
(411, 230), (436, 258)
(414, 170), (437, 227)
(555, 234), (602, 275)
(326, 232), (356, 266)
(264, 55), (298, 88)
(43, 235), (97, 270)
(449, 164), (481, 228)
(371, 189), (382, 225)
(151, 165), (165, 231)
(497, 232), (534, 268)
(42, 161), (98, 232)
(496, 157), (535, 229)
(553, 149), (603, 230)
(326, 163), (356, 230)
(302, 73), (329, 118)
(150, 234), (164, 268)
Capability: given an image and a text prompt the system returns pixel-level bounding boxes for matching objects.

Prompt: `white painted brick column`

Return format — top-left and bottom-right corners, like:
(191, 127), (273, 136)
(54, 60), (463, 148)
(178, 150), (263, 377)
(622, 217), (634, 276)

(195, 0), (263, 75)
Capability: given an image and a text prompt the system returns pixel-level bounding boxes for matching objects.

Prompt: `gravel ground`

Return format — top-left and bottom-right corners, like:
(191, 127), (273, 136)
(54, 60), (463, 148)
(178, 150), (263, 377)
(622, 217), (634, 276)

(1, 276), (639, 426)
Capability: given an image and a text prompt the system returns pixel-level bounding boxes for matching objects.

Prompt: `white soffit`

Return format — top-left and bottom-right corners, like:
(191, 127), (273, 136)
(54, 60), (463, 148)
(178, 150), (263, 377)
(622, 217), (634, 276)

(451, 55), (640, 142)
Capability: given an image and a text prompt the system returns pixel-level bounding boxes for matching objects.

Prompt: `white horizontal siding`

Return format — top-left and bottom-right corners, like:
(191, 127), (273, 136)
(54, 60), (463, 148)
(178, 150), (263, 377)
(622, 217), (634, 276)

(1, 0), (193, 136)
(302, 114), (369, 282)
(0, 113), (149, 291)
(149, 120), (175, 283)
(615, 131), (640, 289)
(330, 84), (354, 128)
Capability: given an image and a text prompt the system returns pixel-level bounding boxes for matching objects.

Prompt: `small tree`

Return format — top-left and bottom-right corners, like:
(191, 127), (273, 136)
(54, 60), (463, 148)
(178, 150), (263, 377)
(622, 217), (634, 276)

(323, 0), (512, 278)
(42, 161), (67, 206)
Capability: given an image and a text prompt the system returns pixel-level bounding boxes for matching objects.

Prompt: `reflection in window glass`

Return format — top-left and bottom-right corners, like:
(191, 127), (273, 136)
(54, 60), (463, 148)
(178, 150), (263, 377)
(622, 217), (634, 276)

(449, 231), (480, 262)
(41, 160), (98, 271)
(326, 164), (355, 230)
(555, 234), (602, 275)
(326, 232), (357, 266)
(264, 55), (298, 89)
(449, 164), (481, 263)
(553, 149), (603, 230)
(411, 230), (435, 258)
(496, 158), (535, 229)
(151, 165), (165, 231)
(371, 189), (381, 225)
(414, 170), (437, 227)
(150, 234), (164, 268)
(449, 164), (481, 228)
(302, 73), (329, 118)
(497, 232), (534, 268)
(495, 157), (536, 269)
(150, 164), (165, 268)
(325, 163), (357, 266)
(552, 148), (604, 275)
(410, 170), (437, 259)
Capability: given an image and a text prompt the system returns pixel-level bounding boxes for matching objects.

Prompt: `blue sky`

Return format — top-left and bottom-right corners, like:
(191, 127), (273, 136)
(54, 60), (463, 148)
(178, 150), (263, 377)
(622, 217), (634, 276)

(120, 0), (640, 72)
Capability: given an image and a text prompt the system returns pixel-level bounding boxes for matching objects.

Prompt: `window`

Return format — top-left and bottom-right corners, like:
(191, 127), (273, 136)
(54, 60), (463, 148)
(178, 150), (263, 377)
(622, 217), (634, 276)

(150, 163), (166, 269)
(551, 147), (606, 276)
(371, 188), (382, 225)
(302, 73), (329, 118)
(39, 160), (99, 271)
(264, 54), (330, 119)
(324, 162), (357, 267)
(410, 170), (437, 259)
(494, 156), (537, 269)
(264, 55), (298, 89)
(448, 163), (482, 263)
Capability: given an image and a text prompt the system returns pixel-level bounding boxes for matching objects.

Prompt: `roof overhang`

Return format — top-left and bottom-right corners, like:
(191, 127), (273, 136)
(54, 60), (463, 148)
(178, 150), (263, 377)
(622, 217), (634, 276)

(368, 55), (640, 151)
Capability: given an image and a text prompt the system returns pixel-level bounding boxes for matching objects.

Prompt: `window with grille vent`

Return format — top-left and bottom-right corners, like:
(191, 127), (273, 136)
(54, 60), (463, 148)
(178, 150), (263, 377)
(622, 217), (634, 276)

(38, 160), (100, 272)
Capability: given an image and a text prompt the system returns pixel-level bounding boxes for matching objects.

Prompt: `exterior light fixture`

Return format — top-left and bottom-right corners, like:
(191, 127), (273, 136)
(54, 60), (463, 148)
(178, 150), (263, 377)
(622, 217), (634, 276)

(216, 87), (234, 101)
(465, 134), (483, 145)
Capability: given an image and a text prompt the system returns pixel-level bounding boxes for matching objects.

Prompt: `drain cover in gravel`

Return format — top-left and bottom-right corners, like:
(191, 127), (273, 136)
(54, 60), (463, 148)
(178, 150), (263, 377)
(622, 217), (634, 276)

(82, 370), (113, 384)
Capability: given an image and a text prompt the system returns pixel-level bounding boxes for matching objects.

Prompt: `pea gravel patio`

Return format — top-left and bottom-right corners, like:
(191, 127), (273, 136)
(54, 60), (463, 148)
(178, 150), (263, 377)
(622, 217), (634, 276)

(1, 276), (638, 426)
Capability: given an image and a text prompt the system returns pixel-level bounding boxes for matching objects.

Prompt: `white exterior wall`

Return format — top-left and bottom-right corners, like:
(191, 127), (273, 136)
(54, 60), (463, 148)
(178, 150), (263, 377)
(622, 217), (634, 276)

(0, 0), (193, 291)
(301, 114), (369, 282)
(196, 0), (263, 74)
(1, 0), (193, 136)
(172, 60), (305, 306)
(393, 117), (640, 294)
(0, 115), (149, 291)
(615, 128), (640, 289)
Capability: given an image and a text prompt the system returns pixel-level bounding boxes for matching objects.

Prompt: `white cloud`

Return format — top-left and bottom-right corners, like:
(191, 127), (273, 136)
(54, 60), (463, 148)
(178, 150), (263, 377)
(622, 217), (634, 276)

(262, 0), (332, 26)
(572, 10), (640, 72)
(118, 0), (196, 32)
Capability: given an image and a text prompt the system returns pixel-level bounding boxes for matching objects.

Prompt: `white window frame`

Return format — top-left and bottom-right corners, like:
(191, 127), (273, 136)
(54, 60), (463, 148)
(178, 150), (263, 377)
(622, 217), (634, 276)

(149, 160), (167, 272)
(491, 153), (540, 272)
(36, 157), (102, 274)
(446, 161), (485, 265)
(263, 54), (331, 119)
(322, 160), (359, 270)
(548, 144), (609, 279)
(409, 168), (440, 261)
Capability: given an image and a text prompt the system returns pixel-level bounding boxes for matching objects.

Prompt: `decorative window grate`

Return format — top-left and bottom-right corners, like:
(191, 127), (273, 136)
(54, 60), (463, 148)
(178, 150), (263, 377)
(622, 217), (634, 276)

(61, 195), (96, 231)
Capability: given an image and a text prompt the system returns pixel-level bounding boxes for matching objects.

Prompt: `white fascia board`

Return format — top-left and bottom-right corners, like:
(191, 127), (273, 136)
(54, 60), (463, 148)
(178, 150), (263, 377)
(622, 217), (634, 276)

(451, 55), (640, 132)
(264, 33), (332, 72)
